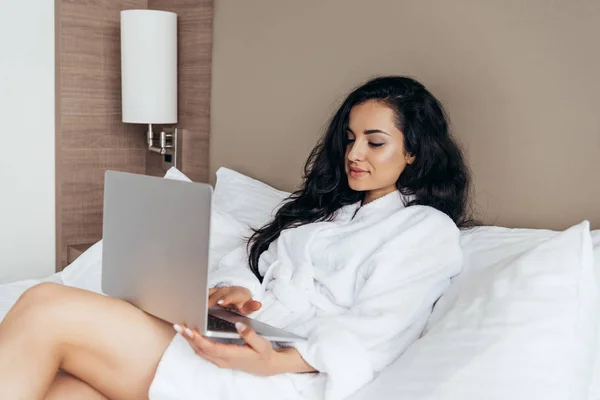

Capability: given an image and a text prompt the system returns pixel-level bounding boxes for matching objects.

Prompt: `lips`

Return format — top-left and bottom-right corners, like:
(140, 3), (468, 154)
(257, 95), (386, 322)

(348, 166), (369, 178)
(349, 166), (367, 173)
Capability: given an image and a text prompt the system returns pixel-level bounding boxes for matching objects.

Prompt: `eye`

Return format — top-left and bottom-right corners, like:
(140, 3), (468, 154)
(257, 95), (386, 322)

(369, 142), (385, 148)
(346, 138), (355, 144)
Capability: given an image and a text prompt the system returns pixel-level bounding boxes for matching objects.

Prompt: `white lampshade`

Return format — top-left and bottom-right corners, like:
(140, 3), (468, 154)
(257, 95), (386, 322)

(121, 10), (177, 124)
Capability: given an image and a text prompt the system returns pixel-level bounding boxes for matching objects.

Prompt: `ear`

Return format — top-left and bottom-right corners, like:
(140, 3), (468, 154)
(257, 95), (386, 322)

(405, 153), (416, 165)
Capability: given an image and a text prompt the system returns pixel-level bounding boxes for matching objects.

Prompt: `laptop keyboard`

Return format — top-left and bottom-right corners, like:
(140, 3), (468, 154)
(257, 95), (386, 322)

(207, 314), (238, 332)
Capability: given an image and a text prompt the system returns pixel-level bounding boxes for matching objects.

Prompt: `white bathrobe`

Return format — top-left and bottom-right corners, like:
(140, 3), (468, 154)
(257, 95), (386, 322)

(149, 191), (463, 400)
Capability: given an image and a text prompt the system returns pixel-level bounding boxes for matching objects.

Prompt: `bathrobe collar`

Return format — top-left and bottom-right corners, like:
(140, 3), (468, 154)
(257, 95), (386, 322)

(340, 190), (409, 221)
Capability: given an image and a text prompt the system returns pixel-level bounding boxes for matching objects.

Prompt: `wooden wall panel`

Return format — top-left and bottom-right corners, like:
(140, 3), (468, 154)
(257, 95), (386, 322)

(56, 0), (213, 270)
(55, 0), (148, 269)
(147, 0), (213, 182)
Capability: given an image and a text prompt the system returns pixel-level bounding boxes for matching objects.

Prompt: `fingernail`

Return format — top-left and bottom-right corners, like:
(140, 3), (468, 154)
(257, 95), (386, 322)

(173, 324), (183, 334)
(235, 322), (247, 333)
(217, 299), (224, 305)
(184, 328), (194, 338)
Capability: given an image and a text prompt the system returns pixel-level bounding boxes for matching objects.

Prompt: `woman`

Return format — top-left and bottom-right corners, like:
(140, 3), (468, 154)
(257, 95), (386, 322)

(0, 76), (472, 400)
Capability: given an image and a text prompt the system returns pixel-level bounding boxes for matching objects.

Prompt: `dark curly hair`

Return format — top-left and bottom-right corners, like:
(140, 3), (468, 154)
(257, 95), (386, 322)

(248, 76), (474, 281)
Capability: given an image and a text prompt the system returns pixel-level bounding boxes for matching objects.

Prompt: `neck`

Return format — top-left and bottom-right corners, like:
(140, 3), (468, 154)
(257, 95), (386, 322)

(363, 186), (397, 205)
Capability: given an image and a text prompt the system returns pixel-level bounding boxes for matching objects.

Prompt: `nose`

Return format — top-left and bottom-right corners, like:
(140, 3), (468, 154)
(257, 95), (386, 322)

(347, 139), (366, 162)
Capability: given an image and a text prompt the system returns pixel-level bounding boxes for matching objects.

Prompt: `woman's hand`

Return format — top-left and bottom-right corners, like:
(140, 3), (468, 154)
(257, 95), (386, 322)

(208, 286), (262, 315)
(175, 322), (279, 376)
(174, 323), (317, 376)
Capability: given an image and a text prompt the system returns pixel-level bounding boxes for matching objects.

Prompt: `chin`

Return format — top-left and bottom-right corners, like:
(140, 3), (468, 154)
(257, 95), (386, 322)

(347, 177), (372, 192)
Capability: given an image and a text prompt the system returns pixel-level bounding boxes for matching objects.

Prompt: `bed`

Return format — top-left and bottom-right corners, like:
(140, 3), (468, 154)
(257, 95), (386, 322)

(1, 167), (598, 400)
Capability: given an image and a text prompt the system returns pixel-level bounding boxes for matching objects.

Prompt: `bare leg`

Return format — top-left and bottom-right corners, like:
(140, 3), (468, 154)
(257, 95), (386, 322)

(45, 372), (107, 400)
(0, 283), (175, 400)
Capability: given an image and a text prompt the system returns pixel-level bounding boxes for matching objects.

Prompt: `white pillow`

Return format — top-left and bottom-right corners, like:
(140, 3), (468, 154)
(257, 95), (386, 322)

(212, 167), (290, 230)
(426, 225), (557, 329)
(350, 221), (598, 400)
(428, 227), (600, 400)
(208, 167), (291, 270)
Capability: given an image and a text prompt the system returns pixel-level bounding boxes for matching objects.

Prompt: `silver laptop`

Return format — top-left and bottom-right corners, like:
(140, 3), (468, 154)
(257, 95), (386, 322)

(101, 170), (304, 342)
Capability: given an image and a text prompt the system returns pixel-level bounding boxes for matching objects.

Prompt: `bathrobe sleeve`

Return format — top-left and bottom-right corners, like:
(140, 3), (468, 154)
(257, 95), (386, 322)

(290, 206), (463, 400)
(207, 244), (263, 301)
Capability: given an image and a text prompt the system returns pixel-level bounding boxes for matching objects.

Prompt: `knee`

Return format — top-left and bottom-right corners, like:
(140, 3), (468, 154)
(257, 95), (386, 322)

(16, 282), (66, 315)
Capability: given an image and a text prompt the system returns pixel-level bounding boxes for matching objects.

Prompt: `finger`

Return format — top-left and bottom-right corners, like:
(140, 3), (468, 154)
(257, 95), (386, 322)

(240, 300), (262, 315)
(177, 324), (221, 359)
(207, 294), (220, 308)
(176, 324), (197, 341)
(209, 292), (241, 309)
(208, 288), (230, 308)
(192, 334), (224, 357)
(216, 292), (248, 310)
(235, 322), (271, 354)
(208, 287), (219, 296)
(177, 324), (229, 358)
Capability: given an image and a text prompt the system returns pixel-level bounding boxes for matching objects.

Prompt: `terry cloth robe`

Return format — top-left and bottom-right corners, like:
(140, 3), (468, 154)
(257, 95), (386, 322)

(149, 190), (463, 400)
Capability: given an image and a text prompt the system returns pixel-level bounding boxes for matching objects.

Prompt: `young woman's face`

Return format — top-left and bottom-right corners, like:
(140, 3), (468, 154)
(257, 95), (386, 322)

(345, 100), (415, 203)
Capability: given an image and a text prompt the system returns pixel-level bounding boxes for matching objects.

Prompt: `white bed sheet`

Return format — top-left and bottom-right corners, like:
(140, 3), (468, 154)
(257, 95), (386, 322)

(0, 241), (103, 321)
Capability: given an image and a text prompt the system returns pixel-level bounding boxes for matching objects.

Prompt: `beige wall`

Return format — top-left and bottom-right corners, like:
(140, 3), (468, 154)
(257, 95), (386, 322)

(211, 0), (600, 230)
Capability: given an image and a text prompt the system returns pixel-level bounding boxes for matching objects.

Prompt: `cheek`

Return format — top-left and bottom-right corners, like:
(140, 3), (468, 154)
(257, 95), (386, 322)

(373, 146), (406, 168)
(370, 147), (408, 181)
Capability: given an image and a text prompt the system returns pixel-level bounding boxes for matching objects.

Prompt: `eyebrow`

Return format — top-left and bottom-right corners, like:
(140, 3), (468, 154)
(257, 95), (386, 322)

(347, 128), (391, 136)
